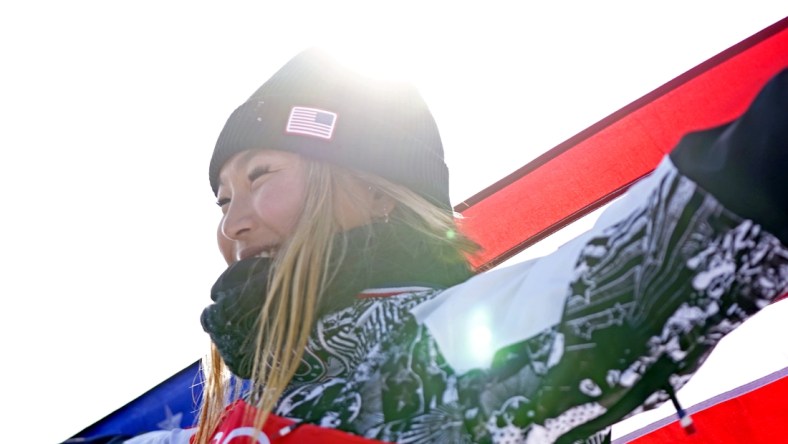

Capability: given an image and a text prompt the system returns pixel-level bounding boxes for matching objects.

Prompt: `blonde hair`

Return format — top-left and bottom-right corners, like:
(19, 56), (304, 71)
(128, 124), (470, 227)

(193, 160), (474, 443)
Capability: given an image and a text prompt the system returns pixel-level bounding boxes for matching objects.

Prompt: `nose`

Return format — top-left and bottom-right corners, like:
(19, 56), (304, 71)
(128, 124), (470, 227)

(217, 226), (234, 265)
(220, 197), (256, 241)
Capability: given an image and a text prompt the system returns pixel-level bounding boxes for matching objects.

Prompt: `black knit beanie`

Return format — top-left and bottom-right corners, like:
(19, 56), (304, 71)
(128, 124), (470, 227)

(209, 48), (450, 209)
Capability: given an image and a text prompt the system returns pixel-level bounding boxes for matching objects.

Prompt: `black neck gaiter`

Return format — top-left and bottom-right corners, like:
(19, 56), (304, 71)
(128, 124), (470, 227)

(201, 222), (472, 378)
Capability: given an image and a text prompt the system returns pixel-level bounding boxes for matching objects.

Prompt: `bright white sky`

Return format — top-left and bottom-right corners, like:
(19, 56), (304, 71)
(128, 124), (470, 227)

(1, 2), (786, 443)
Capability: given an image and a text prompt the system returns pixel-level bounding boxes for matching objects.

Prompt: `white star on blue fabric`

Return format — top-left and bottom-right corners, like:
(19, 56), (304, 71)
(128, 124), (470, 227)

(157, 405), (183, 430)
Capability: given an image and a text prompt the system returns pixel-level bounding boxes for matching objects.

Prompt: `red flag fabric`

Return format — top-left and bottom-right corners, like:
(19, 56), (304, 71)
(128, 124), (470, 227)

(457, 18), (788, 270)
(615, 367), (788, 444)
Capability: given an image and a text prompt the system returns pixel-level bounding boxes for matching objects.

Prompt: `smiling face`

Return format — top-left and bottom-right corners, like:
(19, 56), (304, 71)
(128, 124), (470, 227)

(216, 149), (393, 264)
(216, 150), (310, 264)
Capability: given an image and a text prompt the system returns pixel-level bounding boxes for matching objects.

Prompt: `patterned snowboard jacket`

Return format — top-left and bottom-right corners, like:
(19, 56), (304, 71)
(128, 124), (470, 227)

(267, 157), (787, 444)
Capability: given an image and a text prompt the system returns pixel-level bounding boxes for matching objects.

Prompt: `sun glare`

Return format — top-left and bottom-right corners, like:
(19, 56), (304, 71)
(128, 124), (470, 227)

(312, 1), (444, 83)
(467, 308), (494, 366)
(325, 43), (422, 83)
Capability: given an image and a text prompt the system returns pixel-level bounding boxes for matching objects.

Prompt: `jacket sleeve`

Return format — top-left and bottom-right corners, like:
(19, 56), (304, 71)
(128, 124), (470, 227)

(415, 69), (788, 443)
(539, 68), (788, 441)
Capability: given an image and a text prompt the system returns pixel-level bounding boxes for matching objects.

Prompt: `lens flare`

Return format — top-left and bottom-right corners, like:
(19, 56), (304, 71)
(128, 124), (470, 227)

(467, 308), (494, 366)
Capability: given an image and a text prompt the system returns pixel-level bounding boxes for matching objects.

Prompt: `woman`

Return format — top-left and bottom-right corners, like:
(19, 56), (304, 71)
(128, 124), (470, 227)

(130, 49), (787, 444)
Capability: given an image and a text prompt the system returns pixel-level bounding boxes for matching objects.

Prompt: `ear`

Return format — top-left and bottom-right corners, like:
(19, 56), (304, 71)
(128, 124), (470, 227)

(370, 188), (397, 221)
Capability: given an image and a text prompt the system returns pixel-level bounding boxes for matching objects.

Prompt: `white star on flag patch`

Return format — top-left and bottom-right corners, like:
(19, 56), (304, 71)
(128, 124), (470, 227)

(286, 106), (337, 139)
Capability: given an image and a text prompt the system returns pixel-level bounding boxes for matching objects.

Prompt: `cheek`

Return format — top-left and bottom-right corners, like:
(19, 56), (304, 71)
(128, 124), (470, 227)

(251, 175), (307, 235)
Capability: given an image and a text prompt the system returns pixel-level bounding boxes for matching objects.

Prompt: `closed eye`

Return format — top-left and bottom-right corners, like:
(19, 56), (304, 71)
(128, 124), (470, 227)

(248, 165), (272, 182)
(216, 197), (230, 207)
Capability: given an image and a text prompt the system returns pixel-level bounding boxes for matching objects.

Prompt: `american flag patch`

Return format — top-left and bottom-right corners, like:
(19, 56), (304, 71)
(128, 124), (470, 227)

(286, 106), (337, 140)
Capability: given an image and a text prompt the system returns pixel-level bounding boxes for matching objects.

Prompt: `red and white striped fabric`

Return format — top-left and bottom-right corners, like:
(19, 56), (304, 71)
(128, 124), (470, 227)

(614, 366), (788, 443)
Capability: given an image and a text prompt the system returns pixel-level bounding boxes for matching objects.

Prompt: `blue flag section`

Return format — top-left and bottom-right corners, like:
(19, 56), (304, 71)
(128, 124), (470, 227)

(66, 361), (203, 443)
